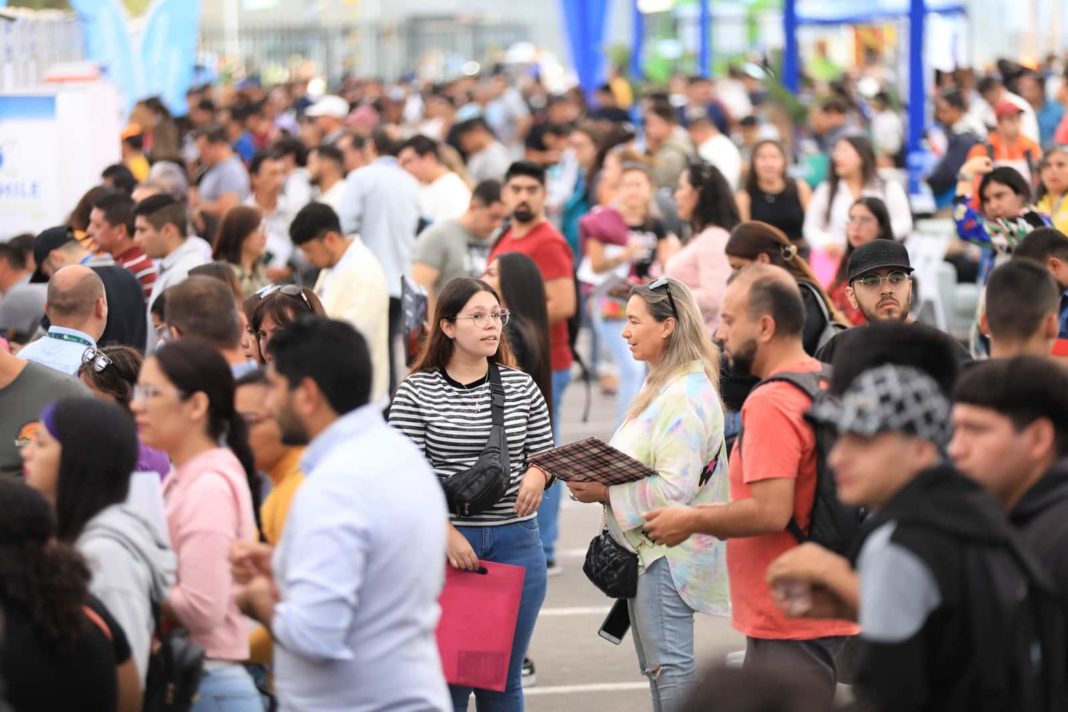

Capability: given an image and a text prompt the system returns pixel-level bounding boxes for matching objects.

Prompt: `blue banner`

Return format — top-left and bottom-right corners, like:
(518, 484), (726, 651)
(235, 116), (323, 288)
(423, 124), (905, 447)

(68, 0), (139, 109)
(141, 0), (203, 116)
(560, 0), (610, 100)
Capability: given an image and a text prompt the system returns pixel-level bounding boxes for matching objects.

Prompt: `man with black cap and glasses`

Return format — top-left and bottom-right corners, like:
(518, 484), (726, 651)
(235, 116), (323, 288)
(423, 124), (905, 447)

(31, 225), (146, 351)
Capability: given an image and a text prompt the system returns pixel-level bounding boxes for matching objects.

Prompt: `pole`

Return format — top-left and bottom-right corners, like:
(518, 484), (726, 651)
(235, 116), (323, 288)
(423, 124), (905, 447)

(630, 0), (644, 80)
(906, 0), (926, 195)
(783, 0), (799, 94)
(699, 0), (711, 78)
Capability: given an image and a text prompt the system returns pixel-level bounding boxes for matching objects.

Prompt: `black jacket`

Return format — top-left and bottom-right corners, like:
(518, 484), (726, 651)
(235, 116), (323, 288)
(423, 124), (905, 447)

(927, 128), (981, 197)
(92, 264), (147, 352)
(1010, 459), (1068, 612)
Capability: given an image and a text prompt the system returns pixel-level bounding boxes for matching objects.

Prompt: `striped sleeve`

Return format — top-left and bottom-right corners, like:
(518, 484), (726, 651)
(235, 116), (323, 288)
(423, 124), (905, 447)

(386, 378), (426, 452)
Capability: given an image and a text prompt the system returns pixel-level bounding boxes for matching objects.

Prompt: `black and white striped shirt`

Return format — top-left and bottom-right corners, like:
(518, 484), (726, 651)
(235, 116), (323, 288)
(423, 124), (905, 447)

(388, 366), (554, 526)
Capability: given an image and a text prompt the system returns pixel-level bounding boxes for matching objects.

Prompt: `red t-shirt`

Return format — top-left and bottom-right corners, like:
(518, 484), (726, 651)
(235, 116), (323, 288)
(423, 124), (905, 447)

(489, 221), (574, 372)
(116, 245), (158, 301)
(726, 357), (860, 640)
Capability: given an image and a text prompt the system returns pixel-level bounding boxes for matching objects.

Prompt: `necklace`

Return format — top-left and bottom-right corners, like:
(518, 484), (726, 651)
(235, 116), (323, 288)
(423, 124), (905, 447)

(445, 368), (490, 413)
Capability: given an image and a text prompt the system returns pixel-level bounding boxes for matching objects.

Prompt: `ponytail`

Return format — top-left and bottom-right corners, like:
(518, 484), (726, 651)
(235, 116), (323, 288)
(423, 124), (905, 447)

(226, 410), (263, 539)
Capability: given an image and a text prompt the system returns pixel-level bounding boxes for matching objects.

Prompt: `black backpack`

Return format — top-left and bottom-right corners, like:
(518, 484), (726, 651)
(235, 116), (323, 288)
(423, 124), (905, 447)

(738, 365), (865, 556)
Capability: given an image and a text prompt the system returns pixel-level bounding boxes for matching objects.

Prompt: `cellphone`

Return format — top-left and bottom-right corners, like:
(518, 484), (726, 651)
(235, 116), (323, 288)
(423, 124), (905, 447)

(597, 598), (631, 645)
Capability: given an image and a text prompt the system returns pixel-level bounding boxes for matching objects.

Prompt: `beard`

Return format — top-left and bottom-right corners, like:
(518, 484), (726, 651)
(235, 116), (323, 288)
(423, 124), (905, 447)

(725, 337), (759, 377)
(512, 204), (535, 224)
(861, 293), (910, 324)
(276, 400), (310, 446)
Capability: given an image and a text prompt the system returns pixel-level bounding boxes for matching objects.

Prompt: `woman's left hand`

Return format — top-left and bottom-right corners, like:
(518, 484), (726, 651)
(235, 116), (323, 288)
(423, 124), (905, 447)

(568, 481), (609, 504)
(515, 468), (548, 517)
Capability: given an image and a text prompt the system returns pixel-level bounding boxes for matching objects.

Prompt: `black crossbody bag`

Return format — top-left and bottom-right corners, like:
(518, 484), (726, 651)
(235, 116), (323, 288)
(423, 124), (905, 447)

(442, 362), (511, 518)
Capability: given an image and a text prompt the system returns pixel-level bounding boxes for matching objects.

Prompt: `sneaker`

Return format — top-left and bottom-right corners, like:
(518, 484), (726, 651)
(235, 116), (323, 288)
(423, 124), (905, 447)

(521, 657), (536, 687)
(546, 559), (563, 577)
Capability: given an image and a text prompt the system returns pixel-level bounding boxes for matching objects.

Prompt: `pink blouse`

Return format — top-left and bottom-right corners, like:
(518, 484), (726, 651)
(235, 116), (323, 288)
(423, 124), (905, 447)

(664, 225), (732, 337)
(163, 448), (257, 660)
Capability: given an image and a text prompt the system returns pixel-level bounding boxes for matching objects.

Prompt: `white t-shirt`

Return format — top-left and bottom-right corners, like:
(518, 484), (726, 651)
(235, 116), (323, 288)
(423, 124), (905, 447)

(418, 172), (471, 225)
(696, 133), (742, 192)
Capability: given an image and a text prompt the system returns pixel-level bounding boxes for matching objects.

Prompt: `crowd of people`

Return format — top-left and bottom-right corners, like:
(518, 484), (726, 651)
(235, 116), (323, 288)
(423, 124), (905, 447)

(3, 50), (1068, 712)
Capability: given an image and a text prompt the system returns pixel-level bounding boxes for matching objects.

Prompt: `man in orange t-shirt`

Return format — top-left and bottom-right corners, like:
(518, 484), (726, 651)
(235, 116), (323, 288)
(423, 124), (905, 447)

(965, 101), (1042, 199)
(644, 264), (858, 701)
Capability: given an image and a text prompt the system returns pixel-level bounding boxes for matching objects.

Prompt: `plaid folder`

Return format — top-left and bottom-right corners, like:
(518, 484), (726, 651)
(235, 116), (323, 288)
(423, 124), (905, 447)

(528, 437), (656, 486)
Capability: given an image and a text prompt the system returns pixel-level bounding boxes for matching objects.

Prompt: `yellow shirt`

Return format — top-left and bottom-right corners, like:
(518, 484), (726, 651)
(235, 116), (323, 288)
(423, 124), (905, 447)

(249, 447), (305, 665)
(126, 154), (150, 183)
(1037, 193), (1068, 235)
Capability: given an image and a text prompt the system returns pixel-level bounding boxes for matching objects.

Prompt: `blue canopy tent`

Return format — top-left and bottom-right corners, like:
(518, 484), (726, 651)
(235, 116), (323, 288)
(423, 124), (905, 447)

(783, 0), (967, 191)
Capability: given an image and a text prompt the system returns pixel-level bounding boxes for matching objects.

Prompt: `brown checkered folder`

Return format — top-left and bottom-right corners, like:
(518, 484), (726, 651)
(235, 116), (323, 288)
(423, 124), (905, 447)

(528, 437), (656, 486)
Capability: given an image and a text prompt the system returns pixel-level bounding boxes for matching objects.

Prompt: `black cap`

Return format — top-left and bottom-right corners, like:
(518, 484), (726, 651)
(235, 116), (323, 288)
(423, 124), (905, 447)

(30, 226), (75, 283)
(847, 240), (913, 283)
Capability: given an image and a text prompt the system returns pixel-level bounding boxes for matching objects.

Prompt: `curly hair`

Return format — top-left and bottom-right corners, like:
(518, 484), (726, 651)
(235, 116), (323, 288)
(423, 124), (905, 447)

(0, 480), (91, 650)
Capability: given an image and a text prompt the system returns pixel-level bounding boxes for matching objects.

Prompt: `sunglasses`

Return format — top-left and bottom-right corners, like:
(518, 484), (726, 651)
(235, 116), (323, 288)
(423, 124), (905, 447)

(81, 346), (112, 373)
(646, 277), (679, 319)
(256, 283), (315, 313)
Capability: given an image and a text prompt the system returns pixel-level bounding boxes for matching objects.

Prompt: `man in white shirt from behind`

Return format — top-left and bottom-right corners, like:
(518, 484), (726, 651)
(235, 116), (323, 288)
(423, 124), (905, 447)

(18, 266), (106, 375)
(289, 202), (390, 408)
(399, 134), (472, 226)
(307, 144), (348, 216)
(688, 113), (742, 192)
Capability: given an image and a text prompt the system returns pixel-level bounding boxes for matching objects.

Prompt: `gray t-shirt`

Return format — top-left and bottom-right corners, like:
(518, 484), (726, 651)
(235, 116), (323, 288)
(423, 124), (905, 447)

(0, 361), (89, 477)
(199, 155), (250, 204)
(412, 219), (493, 292)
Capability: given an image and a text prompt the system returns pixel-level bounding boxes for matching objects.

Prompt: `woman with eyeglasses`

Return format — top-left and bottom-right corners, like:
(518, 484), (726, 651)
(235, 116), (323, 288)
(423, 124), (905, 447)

(827, 197), (895, 325)
(213, 206), (270, 298)
(131, 339), (262, 711)
(389, 277), (554, 711)
(567, 278), (729, 711)
(244, 283), (326, 364)
(665, 161), (740, 338)
(22, 396), (176, 686)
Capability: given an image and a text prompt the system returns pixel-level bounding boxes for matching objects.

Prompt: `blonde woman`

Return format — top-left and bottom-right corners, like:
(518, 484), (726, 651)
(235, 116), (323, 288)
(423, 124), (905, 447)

(567, 277), (728, 711)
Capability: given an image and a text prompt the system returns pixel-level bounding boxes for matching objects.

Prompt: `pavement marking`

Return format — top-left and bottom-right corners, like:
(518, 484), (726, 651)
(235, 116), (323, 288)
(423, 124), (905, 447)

(539, 606), (612, 617)
(558, 548), (591, 558)
(524, 682), (650, 696)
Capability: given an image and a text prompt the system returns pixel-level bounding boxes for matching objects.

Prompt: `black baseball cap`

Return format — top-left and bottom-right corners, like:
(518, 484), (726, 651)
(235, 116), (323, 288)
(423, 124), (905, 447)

(847, 240), (913, 283)
(30, 226), (75, 283)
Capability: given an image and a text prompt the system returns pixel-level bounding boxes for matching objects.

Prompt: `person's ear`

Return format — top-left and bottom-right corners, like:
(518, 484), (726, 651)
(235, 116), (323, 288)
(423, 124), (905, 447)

(978, 311), (990, 337)
(758, 314), (776, 342)
(756, 252), (771, 265)
(660, 316), (676, 340)
(1025, 419), (1057, 465)
(440, 318), (456, 340)
(184, 390), (209, 423)
(295, 375), (325, 417)
(1044, 311), (1059, 339)
(845, 285), (859, 310)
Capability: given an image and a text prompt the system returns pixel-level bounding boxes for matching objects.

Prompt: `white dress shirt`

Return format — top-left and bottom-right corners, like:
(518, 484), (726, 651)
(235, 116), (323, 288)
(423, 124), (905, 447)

(17, 326), (95, 375)
(271, 405), (449, 712)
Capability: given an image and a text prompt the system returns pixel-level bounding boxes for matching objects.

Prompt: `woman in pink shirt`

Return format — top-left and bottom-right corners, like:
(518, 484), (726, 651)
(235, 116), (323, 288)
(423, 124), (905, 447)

(665, 162), (740, 337)
(132, 339), (262, 711)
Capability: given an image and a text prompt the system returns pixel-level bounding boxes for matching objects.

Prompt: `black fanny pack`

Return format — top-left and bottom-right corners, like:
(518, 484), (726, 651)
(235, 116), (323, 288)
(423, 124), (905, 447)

(442, 362), (511, 518)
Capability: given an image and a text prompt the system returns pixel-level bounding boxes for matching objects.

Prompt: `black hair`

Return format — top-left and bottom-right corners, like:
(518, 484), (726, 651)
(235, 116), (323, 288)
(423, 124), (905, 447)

(829, 321), (960, 396)
(939, 88), (967, 111)
(820, 97), (849, 115)
(0, 479), (91, 650)
(0, 241), (26, 271)
(371, 126), (399, 157)
(101, 164), (137, 195)
(249, 150), (281, 177)
(980, 166), (1032, 206)
(824, 136), (878, 225)
(235, 368), (269, 388)
(289, 202), (342, 246)
(505, 160), (547, 187)
(978, 76), (1003, 95)
(272, 136), (308, 167)
(123, 133), (144, 152)
(955, 356), (1068, 457)
(985, 260), (1059, 343)
(401, 134), (441, 159)
(453, 117), (494, 138)
(267, 317), (372, 415)
(472, 179), (502, 206)
(739, 115), (759, 128)
(133, 193), (189, 236)
(313, 144), (344, 168)
(198, 125), (230, 145)
(92, 190), (136, 236)
(1015, 227), (1068, 264)
(686, 161), (741, 232)
(49, 398), (138, 543)
(153, 339), (261, 532)
(646, 100), (677, 125)
(495, 252), (553, 410)
(747, 272), (806, 337)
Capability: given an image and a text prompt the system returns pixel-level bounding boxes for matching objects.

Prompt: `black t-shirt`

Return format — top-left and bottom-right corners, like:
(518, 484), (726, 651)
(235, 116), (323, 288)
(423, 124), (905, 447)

(815, 321), (972, 367)
(91, 264), (148, 351)
(628, 218), (668, 281)
(2, 595), (130, 712)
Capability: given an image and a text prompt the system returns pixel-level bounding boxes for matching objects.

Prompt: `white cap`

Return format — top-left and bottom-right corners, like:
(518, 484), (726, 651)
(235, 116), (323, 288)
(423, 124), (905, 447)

(306, 95), (350, 119)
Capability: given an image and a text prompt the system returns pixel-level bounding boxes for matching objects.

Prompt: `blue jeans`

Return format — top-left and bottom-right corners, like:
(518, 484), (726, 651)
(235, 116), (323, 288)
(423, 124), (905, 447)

(193, 663), (264, 712)
(450, 519), (548, 711)
(538, 367), (572, 560)
(599, 315), (646, 424)
(627, 558), (698, 712)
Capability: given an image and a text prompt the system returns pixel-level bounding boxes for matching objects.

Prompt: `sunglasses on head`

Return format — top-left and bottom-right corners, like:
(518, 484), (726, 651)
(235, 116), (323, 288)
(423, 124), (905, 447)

(256, 283), (315, 313)
(646, 277), (679, 320)
(81, 346), (112, 373)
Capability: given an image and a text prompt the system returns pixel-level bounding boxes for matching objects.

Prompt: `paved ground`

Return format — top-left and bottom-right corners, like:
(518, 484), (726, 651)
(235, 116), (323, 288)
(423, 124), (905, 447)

(519, 375), (746, 712)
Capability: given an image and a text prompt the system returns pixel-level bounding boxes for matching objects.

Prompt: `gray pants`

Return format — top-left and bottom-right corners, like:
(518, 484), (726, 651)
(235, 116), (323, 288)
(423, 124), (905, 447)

(744, 636), (848, 704)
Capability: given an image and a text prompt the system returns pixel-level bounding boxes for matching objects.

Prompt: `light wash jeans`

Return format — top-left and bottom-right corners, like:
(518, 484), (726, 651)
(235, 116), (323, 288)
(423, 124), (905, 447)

(537, 367), (572, 561)
(627, 558), (698, 712)
(193, 662), (264, 712)
(450, 519), (548, 711)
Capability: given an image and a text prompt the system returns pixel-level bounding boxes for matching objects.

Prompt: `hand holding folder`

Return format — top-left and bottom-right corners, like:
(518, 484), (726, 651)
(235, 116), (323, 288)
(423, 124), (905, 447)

(528, 437), (656, 487)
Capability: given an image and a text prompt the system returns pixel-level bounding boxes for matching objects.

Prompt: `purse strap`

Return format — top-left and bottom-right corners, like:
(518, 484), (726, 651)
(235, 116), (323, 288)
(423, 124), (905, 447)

(487, 361), (510, 473)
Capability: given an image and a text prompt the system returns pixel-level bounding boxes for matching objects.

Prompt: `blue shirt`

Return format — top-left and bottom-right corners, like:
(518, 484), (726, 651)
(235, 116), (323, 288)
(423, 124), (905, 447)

(1037, 100), (1065, 148)
(1058, 290), (1068, 339)
(338, 157), (421, 298)
(271, 405), (449, 712)
(17, 326), (96, 375)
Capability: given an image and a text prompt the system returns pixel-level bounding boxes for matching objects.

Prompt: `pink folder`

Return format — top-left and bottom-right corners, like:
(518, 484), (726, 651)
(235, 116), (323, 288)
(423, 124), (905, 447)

(436, 561), (526, 692)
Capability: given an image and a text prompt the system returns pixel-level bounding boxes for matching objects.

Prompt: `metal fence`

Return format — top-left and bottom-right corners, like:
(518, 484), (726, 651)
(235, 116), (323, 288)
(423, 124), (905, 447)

(0, 10), (84, 93)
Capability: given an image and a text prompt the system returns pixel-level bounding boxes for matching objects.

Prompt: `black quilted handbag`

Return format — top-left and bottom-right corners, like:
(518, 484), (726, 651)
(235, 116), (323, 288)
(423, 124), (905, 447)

(583, 529), (639, 599)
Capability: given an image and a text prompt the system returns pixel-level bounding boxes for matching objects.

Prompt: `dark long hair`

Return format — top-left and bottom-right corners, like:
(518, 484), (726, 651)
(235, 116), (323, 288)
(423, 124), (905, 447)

(47, 398), (138, 543)
(77, 345), (143, 411)
(980, 166), (1033, 212)
(213, 205), (262, 266)
(726, 221), (848, 326)
(411, 278), (516, 374)
(153, 339), (261, 533)
(250, 286), (326, 336)
(833, 196), (895, 287)
(824, 135), (879, 226)
(495, 253), (553, 409)
(744, 140), (798, 198)
(686, 161), (741, 233)
(0, 479), (91, 650)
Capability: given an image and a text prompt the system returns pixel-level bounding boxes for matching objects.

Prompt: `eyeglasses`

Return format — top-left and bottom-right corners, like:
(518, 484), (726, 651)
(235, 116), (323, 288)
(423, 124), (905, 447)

(256, 283), (315, 313)
(132, 384), (187, 402)
(646, 277), (679, 319)
(451, 310), (510, 328)
(853, 271), (911, 289)
(80, 346), (112, 373)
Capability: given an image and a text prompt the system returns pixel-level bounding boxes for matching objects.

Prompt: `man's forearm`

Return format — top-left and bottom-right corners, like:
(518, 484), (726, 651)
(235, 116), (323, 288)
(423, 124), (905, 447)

(691, 500), (790, 539)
